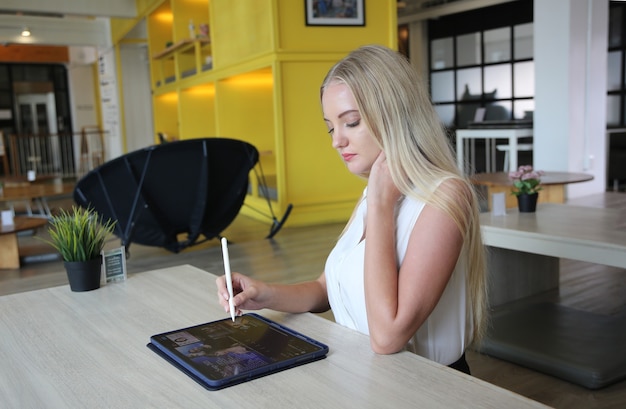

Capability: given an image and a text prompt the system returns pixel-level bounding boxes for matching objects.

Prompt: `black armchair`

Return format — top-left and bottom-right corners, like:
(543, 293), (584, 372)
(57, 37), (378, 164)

(74, 138), (290, 255)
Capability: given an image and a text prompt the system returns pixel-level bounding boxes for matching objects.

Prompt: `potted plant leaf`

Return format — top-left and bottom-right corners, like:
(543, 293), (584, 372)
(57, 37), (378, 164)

(44, 206), (116, 292)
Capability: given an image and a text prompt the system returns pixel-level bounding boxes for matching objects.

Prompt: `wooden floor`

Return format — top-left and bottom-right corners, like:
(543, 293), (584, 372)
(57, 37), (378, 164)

(1, 193), (625, 408)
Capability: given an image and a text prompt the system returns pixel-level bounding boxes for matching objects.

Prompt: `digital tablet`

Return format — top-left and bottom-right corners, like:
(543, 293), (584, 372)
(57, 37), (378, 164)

(147, 313), (329, 390)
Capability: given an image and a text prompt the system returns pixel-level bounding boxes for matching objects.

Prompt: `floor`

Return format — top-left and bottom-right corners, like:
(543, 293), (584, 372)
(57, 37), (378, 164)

(1, 192), (625, 409)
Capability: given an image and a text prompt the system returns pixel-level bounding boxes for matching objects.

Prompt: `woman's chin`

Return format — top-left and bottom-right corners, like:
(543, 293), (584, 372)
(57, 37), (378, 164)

(347, 166), (370, 178)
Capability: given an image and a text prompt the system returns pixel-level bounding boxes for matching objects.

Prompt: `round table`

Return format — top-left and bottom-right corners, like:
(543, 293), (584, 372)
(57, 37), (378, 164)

(471, 171), (594, 210)
(0, 216), (49, 269)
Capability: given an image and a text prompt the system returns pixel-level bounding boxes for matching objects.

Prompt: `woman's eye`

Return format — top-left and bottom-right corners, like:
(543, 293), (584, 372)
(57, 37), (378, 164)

(327, 128), (334, 135)
(347, 120), (360, 128)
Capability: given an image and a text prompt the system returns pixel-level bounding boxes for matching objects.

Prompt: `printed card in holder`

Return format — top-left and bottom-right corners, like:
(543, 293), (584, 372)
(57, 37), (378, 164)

(102, 246), (127, 283)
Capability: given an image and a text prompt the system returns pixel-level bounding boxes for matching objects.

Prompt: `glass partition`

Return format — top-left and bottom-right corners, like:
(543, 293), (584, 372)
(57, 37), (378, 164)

(514, 23), (533, 60)
(456, 68), (482, 100)
(485, 64), (512, 99)
(485, 27), (510, 63)
(456, 33), (481, 66)
(431, 71), (454, 103)
(431, 37), (454, 70)
(514, 61), (534, 98)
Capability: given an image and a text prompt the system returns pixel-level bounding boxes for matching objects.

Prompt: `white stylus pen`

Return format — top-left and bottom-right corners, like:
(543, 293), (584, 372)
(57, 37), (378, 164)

(221, 237), (236, 322)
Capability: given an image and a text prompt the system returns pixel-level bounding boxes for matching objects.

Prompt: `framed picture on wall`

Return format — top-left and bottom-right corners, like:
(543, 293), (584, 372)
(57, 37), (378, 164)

(305, 0), (365, 26)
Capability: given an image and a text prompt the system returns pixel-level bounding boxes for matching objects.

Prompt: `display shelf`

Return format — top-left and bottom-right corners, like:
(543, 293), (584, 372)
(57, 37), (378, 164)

(151, 38), (211, 86)
(147, 1), (174, 90)
(152, 38), (210, 60)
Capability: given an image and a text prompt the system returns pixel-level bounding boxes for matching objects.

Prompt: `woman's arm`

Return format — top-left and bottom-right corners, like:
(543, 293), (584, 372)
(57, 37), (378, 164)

(216, 272), (329, 316)
(365, 154), (467, 354)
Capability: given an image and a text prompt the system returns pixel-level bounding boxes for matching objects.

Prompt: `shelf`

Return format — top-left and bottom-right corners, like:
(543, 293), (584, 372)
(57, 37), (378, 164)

(152, 38), (211, 60)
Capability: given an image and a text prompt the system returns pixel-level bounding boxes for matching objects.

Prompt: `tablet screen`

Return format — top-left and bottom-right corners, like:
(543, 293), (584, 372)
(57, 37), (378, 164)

(149, 313), (328, 388)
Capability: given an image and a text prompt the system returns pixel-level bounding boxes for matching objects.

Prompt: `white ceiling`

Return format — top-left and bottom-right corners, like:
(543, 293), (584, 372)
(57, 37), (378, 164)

(0, 0), (516, 48)
(0, 0), (136, 47)
(398, 0), (516, 24)
(0, 0), (136, 18)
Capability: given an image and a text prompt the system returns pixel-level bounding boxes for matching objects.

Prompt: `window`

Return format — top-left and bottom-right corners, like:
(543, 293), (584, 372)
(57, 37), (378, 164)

(427, 0), (534, 129)
(608, 1), (625, 128)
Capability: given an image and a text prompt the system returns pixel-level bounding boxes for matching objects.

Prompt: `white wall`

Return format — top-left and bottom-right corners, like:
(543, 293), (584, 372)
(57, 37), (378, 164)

(119, 43), (154, 153)
(97, 46), (124, 160)
(68, 48), (99, 132)
(534, 0), (609, 198)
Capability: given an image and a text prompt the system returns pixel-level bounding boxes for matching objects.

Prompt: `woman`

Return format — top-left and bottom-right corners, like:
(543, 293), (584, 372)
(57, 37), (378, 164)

(217, 45), (487, 374)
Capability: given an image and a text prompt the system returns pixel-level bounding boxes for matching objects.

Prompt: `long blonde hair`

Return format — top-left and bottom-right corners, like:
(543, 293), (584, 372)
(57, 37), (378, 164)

(321, 45), (488, 346)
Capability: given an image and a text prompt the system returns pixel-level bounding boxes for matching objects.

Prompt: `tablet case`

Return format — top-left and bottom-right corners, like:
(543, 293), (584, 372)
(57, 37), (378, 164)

(147, 313), (329, 390)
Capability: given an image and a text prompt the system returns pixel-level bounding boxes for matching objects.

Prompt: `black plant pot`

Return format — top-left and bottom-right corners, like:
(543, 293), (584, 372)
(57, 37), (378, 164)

(516, 193), (538, 213)
(64, 257), (102, 292)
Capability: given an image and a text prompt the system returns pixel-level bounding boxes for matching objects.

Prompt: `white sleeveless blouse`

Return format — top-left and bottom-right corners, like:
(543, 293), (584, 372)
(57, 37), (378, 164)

(324, 189), (472, 365)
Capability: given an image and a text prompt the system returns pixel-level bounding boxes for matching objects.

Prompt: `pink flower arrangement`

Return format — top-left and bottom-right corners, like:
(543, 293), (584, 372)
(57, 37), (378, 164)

(508, 165), (545, 196)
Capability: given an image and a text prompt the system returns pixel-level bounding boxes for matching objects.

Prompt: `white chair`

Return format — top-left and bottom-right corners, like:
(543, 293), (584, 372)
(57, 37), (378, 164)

(496, 143), (533, 172)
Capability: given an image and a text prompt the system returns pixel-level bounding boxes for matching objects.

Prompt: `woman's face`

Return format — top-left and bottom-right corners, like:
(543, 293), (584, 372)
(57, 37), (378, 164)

(322, 82), (381, 177)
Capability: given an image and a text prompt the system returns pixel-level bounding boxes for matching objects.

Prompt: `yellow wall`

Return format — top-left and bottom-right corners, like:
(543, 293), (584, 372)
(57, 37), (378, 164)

(211, 0), (274, 68)
(276, 0), (397, 52)
(278, 60), (366, 207)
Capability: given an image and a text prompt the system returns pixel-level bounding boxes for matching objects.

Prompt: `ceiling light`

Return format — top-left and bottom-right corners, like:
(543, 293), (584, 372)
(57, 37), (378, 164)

(21, 27), (31, 37)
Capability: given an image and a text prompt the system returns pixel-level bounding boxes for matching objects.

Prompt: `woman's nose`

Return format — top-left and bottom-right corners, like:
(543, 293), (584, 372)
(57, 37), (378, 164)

(331, 130), (347, 149)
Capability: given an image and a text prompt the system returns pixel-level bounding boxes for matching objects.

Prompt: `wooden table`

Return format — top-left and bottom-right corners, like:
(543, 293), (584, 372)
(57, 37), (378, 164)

(472, 171), (594, 210)
(456, 128), (533, 174)
(0, 265), (548, 408)
(0, 216), (48, 269)
(480, 203), (626, 268)
(479, 203), (626, 389)
(480, 202), (626, 306)
(0, 181), (75, 217)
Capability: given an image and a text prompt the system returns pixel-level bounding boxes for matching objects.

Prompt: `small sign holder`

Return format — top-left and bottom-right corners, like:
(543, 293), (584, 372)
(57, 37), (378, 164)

(1, 210), (14, 226)
(102, 246), (127, 283)
(491, 192), (507, 216)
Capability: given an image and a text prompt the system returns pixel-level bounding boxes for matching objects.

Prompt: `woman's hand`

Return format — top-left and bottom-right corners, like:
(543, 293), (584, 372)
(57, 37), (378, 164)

(367, 151), (402, 209)
(216, 272), (330, 316)
(216, 272), (272, 316)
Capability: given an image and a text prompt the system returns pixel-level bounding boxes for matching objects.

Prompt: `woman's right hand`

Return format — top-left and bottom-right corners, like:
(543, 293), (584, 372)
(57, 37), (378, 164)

(367, 151), (401, 209)
(215, 272), (272, 316)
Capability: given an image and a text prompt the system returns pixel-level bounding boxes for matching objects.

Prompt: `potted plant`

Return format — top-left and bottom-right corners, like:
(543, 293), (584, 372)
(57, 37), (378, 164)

(508, 165), (545, 213)
(44, 206), (116, 291)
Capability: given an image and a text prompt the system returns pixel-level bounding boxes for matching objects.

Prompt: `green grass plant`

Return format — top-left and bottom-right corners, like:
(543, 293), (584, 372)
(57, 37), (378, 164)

(44, 206), (116, 262)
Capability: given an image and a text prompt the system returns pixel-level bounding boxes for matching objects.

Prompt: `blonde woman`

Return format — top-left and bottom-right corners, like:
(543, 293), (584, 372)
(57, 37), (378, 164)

(217, 45), (487, 374)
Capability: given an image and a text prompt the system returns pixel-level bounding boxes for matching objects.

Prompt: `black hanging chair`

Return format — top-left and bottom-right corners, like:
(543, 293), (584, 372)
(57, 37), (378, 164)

(73, 138), (291, 255)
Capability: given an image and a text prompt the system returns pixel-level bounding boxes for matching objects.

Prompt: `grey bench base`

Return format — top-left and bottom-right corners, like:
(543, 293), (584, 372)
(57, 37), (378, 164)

(480, 302), (626, 390)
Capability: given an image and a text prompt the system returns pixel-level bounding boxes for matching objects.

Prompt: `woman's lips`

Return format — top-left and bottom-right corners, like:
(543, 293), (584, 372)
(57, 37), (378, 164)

(342, 153), (356, 162)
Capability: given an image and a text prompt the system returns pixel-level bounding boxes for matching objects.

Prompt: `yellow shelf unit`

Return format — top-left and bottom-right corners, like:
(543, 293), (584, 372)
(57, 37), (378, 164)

(179, 83), (216, 139)
(153, 90), (179, 140)
(147, 1), (174, 87)
(145, 0), (397, 226)
(148, 0), (211, 88)
(215, 67), (276, 207)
